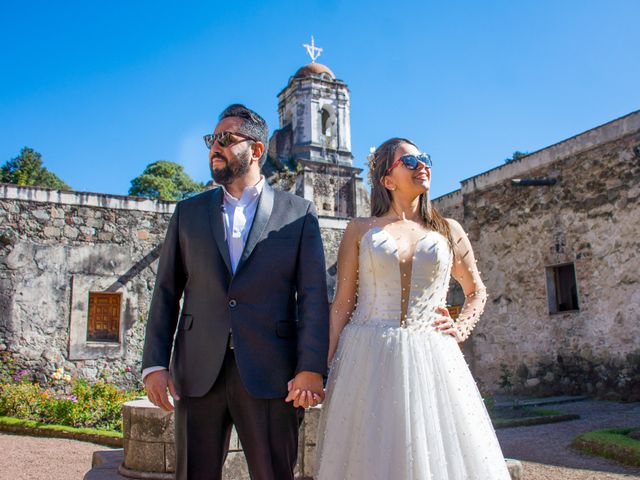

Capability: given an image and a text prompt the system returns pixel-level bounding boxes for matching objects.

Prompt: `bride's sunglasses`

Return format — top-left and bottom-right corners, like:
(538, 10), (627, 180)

(384, 153), (432, 176)
(203, 131), (259, 149)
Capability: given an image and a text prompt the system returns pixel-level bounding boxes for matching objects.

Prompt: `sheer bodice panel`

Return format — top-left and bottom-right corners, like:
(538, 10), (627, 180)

(351, 227), (452, 329)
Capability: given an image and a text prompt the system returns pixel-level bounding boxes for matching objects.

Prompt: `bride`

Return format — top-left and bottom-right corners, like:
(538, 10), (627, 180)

(313, 138), (511, 479)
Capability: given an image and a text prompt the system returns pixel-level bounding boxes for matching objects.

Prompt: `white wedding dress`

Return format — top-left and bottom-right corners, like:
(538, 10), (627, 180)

(316, 226), (511, 480)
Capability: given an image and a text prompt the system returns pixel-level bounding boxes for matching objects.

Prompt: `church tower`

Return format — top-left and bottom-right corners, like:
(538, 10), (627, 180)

(278, 61), (352, 166)
(264, 38), (369, 218)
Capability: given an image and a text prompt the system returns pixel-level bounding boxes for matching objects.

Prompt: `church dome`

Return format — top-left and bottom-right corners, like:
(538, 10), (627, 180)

(294, 63), (335, 80)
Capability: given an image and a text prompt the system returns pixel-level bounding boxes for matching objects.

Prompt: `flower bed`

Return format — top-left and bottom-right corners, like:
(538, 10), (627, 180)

(0, 352), (142, 433)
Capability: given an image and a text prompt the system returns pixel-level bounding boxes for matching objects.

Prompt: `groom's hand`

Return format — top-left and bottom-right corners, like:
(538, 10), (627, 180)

(285, 371), (324, 408)
(145, 370), (180, 412)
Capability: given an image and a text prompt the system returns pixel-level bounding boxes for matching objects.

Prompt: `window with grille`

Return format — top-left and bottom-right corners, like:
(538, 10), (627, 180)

(87, 292), (122, 342)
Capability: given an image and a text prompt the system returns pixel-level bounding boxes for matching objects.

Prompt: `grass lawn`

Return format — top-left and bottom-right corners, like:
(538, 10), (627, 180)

(571, 427), (640, 467)
(491, 406), (579, 428)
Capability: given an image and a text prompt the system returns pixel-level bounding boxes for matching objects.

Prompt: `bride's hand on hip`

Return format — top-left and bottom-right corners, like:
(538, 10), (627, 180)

(433, 306), (463, 342)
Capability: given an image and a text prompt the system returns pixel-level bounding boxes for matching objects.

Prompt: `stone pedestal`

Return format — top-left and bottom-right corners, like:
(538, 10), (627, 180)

(119, 398), (174, 479)
(116, 398), (319, 479)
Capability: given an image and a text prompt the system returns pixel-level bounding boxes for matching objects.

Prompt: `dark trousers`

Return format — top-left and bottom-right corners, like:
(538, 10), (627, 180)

(174, 348), (303, 480)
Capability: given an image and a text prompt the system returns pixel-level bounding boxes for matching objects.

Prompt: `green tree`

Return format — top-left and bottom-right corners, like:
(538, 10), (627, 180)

(129, 160), (204, 201)
(504, 150), (529, 163)
(1, 147), (70, 189)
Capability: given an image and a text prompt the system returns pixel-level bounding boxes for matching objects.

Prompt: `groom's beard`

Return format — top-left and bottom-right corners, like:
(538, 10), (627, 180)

(210, 149), (251, 185)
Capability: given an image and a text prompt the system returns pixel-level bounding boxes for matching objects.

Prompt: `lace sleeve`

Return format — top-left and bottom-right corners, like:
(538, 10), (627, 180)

(447, 219), (487, 342)
(455, 288), (487, 341)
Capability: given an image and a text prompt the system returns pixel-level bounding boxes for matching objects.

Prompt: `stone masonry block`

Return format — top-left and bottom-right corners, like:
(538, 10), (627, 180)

(229, 426), (241, 451)
(43, 226), (61, 238)
(123, 438), (166, 473)
(303, 443), (316, 478)
(303, 406), (321, 446)
(32, 209), (50, 220)
(126, 399), (175, 443)
(63, 225), (79, 239)
(98, 232), (113, 241)
(165, 442), (176, 472)
(222, 451), (250, 480)
(50, 207), (65, 218)
(122, 404), (131, 439)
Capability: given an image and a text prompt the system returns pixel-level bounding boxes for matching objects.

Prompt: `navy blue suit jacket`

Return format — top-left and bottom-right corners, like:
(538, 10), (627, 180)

(142, 184), (330, 398)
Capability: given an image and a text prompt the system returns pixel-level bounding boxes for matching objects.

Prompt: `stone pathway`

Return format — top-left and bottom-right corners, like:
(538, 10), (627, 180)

(497, 399), (640, 479)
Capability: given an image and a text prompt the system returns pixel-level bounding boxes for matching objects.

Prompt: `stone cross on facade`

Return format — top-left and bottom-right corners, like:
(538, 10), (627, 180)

(303, 35), (323, 63)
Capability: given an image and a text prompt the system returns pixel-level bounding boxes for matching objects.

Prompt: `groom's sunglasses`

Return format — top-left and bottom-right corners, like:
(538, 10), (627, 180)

(384, 153), (432, 176)
(203, 131), (260, 149)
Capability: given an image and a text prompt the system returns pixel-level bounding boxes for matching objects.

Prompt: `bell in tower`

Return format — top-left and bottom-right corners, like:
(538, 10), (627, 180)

(264, 37), (370, 218)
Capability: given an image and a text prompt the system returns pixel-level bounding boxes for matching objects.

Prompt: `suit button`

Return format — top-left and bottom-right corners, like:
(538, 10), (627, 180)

(228, 299), (237, 308)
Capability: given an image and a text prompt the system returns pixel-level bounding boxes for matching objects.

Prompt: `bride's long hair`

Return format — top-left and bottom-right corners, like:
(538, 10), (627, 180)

(369, 137), (454, 253)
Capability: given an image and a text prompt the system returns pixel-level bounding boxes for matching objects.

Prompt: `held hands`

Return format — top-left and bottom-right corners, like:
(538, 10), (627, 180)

(144, 370), (180, 412)
(433, 306), (463, 342)
(285, 371), (325, 408)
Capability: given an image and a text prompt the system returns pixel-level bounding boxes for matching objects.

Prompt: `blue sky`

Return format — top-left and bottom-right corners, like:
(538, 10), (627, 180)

(1, 0), (639, 199)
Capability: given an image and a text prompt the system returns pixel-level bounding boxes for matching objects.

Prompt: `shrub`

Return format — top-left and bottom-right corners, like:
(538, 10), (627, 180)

(0, 356), (142, 433)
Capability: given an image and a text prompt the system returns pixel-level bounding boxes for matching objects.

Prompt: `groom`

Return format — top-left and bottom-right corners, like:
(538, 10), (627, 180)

(142, 104), (329, 480)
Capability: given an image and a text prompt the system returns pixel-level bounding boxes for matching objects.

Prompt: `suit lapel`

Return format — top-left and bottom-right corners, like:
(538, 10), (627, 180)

(236, 183), (274, 273)
(208, 187), (233, 274)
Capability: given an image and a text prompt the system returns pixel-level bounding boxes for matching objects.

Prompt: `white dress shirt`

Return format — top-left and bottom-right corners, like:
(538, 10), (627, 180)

(221, 176), (265, 273)
(142, 177), (266, 381)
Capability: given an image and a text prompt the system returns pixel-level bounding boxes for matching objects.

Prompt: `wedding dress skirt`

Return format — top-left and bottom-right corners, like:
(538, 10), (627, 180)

(315, 227), (510, 480)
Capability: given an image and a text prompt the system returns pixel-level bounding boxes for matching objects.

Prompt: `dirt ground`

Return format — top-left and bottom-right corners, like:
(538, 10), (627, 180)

(0, 432), (113, 480)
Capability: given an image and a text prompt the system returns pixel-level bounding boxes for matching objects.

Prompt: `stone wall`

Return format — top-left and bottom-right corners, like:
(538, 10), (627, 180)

(434, 110), (640, 400)
(317, 217), (348, 300)
(0, 185), (174, 387)
(0, 185), (344, 388)
(431, 189), (463, 223)
(300, 161), (369, 218)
